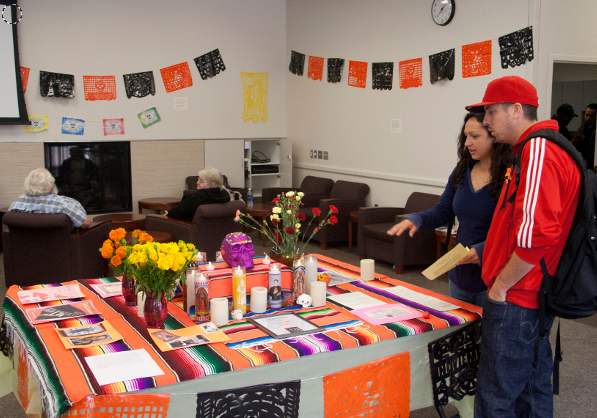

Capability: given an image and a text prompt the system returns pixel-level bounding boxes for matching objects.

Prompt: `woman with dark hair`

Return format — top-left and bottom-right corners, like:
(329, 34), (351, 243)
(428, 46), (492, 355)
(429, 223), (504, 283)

(387, 113), (514, 306)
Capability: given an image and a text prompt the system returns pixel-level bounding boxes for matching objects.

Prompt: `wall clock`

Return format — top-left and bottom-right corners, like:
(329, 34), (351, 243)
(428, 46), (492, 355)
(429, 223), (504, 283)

(431, 0), (455, 26)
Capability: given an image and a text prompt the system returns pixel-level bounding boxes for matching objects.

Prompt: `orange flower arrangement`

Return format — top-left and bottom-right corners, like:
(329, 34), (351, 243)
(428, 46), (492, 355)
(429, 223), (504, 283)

(100, 228), (153, 276)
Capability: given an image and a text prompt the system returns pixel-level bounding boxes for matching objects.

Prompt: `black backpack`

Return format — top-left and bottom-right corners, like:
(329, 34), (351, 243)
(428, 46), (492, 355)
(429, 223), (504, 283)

(512, 128), (597, 393)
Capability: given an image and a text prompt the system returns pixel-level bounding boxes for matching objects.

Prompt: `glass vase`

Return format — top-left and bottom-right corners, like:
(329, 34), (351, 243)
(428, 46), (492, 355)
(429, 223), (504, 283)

(122, 272), (138, 306)
(144, 292), (168, 329)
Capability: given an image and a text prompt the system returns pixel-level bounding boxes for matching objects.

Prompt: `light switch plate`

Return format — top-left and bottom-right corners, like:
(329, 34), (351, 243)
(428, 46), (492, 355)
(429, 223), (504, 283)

(323, 151), (328, 160)
(318, 151), (323, 159)
(310, 150), (314, 158)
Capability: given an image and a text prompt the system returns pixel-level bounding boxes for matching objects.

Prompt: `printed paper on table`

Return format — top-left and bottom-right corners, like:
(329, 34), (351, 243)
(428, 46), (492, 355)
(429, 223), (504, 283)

(83, 76), (117, 101)
(20, 66), (30, 94)
(384, 286), (459, 311)
(26, 300), (100, 325)
(18, 284), (85, 304)
(103, 118), (125, 135)
(84, 349), (164, 386)
(462, 40), (492, 78)
(160, 62), (193, 93)
(91, 282), (123, 298)
(241, 72), (268, 123)
(308, 56), (324, 81)
(25, 115), (48, 133)
(56, 321), (123, 349)
(327, 291), (386, 310)
(350, 303), (423, 325)
(348, 61), (367, 88)
(422, 243), (470, 280)
(399, 58), (423, 89)
(148, 323), (230, 352)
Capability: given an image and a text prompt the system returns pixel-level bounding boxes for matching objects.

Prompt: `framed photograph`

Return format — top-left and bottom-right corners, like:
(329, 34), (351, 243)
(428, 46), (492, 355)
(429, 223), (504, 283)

(248, 312), (324, 340)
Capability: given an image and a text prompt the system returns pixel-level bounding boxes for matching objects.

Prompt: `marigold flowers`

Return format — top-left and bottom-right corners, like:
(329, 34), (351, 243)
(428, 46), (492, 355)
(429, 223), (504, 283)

(100, 229), (154, 277)
(109, 228), (126, 242)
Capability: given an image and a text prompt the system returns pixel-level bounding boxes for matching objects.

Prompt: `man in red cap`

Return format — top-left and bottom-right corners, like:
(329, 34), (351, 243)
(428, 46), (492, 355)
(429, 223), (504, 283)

(466, 75), (580, 417)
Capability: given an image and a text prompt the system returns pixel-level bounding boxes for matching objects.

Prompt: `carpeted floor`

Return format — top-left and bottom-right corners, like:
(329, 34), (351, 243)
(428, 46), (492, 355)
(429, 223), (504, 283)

(1, 234), (596, 417)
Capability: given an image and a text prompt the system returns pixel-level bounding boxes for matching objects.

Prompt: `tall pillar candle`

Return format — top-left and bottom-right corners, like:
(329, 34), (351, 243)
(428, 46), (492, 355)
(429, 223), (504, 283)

(310, 281), (327, 307)
(137, 292), (146, 317)
(250, 286), (268, 313)
(185, 271), (196, 316)
(304, 255), (318, 294)
(232, 266), (247, 314)
(268, 264), (282, 309)
(360, 259), (375, 281)
(210, 298), (229, 326)
(195, 272), (210, 321)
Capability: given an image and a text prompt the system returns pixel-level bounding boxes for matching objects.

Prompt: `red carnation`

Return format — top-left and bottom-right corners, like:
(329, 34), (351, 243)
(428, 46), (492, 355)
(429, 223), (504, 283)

(330, 215), (338, 225)
(330, 205), (338, 214)
(312, 208), (322, 216)
(286, 226), (295, 235)
(297, 212), (306, 221)
(272, 219), (278, 226)
(273, 197), (281, 203)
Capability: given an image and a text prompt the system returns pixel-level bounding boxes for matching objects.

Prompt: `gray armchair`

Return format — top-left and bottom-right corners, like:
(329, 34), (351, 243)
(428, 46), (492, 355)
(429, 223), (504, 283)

(145, 200), (246, 261)
(358, 192), (440, 274)
(262, 175), (334, 208)
(2, 212), (113, 287)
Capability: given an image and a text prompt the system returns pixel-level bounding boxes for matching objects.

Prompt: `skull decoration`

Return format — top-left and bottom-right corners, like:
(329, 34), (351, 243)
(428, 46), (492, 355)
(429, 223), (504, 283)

(231, 309), (244, 320)
(221, 232), (255, 269)
(296, 293), (313, 308)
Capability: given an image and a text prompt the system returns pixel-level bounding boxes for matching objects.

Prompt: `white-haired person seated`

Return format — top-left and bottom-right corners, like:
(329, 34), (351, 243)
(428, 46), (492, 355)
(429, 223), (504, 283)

(167, 167), (244, 222)
(9, 168), (91, 228)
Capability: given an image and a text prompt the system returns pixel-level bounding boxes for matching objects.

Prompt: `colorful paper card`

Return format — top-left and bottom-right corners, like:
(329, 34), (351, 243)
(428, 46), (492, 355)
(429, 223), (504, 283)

(103, 118), (125, 135)
(56, 321), (122, 349)
(348, 61), (367, 88)
(148, 323), (230, 351)
(25, 115), (48, 133)
(83, 76), (117, 101)
(26, 300), (100, 325)
(20, 66), (30, 94)
(399, 58), (423, 89)
(138, 107), (161, 128)
(308, 56), (324, 81)
(90, 282), (122, 298)
(350, 303), (423, 325)
(160, 62), (193, 93)
(462, 40), (492, 78)
(241, 72), (268, 123)
(18, 284), (85, 304)
(61, 117), (85, 135)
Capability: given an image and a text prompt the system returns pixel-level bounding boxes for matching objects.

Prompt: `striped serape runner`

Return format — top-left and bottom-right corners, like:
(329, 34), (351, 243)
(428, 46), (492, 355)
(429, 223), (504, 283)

(2, 254), (481, 418)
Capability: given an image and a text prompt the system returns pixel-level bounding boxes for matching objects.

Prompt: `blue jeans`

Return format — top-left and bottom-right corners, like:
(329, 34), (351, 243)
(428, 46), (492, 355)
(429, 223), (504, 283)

(449, 280), (487, 308)
(475, 296), (555, 418)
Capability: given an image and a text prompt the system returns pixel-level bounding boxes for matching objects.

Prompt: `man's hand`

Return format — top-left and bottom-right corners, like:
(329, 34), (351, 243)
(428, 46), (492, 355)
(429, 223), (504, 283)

(571, 133), (584, 146)
(488, 253), (535, 302)
(456, 247), (479, 265)
(387, 219), (418, 237)
(80, 216), (91, 229)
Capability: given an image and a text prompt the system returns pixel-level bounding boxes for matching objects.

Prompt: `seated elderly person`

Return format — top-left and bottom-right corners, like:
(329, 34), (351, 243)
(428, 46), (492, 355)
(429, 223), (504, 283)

(9, 168), (91, 228)
(167, 168), (243, 222)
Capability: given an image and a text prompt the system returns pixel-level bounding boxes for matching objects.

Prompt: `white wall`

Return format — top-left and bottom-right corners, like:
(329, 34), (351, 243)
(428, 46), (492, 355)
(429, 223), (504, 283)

(0, 0), (286, 142)
(287, 0), (533, 207)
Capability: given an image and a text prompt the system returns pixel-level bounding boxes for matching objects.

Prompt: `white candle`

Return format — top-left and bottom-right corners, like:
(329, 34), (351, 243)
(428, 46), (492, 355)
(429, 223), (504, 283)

(206, 261), (215, 271)
(360, 259), (375, 281)
(250, 286), (268, 313)
(196, 252), (206, 263)
(263, 255), (271, 265)
(304, 254), (318, 294)
(310, 281), (327, 307)
(210, 297), (229, 326)
(137, 292), (146, 317)
(186, 272), (196, 316)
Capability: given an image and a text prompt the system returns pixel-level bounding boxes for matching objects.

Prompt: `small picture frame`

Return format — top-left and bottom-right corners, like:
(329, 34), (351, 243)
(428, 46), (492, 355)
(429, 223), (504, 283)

(247, 312), (324, 340)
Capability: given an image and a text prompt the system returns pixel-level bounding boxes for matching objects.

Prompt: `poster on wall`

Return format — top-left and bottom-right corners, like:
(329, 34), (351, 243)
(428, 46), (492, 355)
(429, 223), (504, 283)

(289, 50), (305, 76)
(499, 27), (533, 69)
(123, 71), (156, 99)
(308, 56), (324, 81)
(462, 40), (492, 78)
(241, 72), (268, 123)
(25, 115), (48, 133)
(61, 117), (85, 135)
(160, 62), (193, 93)
(399, 58), (423, 89)
(103, 118), (125, 135)
(327, 58), (344, 83)
(372, 62), (394, 90)
(194, 48), (226, 80)
(429, 49), (455, 84)
(138, 107), (161, 128)
(39, 71), (75, 99)
(83, 76), (117, 101)
(348, 61), (367, 88)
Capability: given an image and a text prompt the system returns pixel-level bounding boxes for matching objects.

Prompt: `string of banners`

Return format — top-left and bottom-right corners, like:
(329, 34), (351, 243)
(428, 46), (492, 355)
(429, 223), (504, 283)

(290, 26), (533, 90)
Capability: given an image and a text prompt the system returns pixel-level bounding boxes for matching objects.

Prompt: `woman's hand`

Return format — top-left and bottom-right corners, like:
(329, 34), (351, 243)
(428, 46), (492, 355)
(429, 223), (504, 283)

(387, 219), (418, 237)
(456, 247), (479, 265)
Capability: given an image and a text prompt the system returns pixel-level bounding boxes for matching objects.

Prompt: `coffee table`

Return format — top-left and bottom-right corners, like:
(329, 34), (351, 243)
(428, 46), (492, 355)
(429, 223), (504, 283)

(93, 213), (146, 230)
(244, 202), (275, 246)
(138, 197), (181, 215)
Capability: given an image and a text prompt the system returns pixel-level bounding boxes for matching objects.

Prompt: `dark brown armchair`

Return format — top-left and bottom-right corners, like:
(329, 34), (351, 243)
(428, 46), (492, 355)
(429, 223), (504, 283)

(2, 212), (113, 287)
(184, 175), (248, 202)
(145, 200), (246, 261)
(357, 192), (440, 274)
(304, 180), (370, 250)
(262, 175), (334, 208)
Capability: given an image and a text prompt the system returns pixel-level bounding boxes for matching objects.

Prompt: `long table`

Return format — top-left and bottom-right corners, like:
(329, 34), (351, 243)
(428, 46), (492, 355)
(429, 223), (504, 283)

(2, 255), (481, 418)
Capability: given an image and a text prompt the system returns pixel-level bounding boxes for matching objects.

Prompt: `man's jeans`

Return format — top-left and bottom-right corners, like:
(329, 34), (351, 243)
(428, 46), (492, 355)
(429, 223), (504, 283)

(475, 296), (555, 418)
(449, 280), (487, 308)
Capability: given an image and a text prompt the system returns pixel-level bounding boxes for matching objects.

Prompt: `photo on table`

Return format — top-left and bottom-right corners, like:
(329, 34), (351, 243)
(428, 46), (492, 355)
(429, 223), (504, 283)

(248, 312), (324, 339)
(167, 334), (211, 349)
(58, 323), (106, 337)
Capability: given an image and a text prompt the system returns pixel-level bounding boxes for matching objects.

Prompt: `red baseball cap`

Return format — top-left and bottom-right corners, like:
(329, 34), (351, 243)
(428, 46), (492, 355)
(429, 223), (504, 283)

(465, 76), (539, 112)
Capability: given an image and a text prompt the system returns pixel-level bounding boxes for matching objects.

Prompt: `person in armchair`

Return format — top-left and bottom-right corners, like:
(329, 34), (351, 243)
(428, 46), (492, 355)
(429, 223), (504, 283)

(167, 167), (243, 222)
